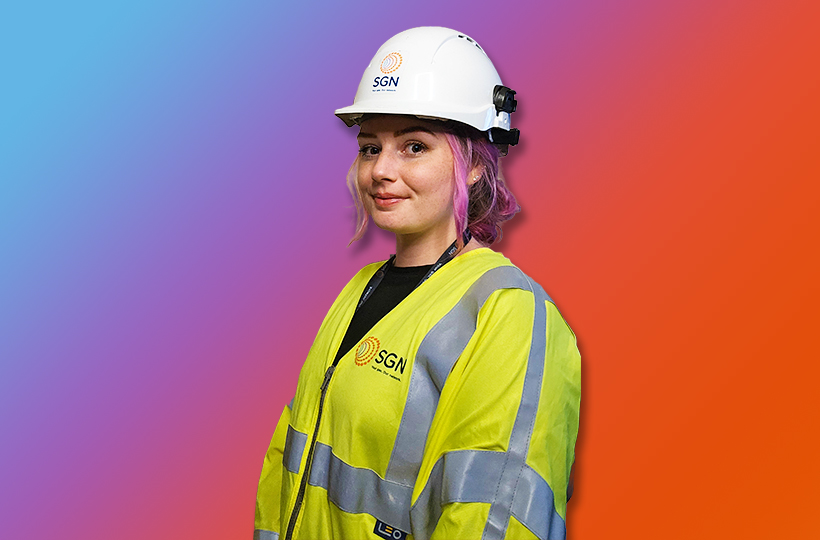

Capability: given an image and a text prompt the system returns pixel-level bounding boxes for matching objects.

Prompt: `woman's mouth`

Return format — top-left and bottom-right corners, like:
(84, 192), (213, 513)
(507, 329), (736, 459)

(372, 194), (405, 208)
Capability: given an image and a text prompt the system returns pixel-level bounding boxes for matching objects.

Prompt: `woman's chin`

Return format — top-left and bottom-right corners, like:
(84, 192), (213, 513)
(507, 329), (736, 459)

(369, 216), (408, 236)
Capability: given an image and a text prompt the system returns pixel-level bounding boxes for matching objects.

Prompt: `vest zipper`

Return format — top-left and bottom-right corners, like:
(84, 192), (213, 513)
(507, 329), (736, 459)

(284, 363), (336, 540)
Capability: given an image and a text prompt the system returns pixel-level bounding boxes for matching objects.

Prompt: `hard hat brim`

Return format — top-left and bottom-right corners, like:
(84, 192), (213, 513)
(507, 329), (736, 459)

(334, 101), (504, 133)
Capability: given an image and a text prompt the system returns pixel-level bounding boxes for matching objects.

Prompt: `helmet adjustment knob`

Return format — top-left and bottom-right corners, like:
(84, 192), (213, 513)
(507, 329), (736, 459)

(493, 85), (517, 114)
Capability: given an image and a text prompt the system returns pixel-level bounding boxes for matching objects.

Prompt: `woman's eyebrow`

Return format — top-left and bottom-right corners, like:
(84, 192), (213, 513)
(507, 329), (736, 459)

(393, 126), (437, 137)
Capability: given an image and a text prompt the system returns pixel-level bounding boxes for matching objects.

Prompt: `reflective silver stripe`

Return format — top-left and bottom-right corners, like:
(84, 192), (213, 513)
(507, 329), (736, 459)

(511, 465), (566, 540)
(309, 441), (414, 532)
(409, 450), (564, 540)
(410, 450), (503, 538)
(253, 529), (279, 540)
(386, 266), (537, 486)
(440, 450), (506, 503)
(282, 426), (307, 474)
(482, 276), (548, 540)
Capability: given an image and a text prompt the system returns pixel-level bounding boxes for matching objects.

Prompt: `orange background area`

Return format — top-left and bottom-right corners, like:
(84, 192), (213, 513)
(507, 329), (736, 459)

(499, 1), (819, 536)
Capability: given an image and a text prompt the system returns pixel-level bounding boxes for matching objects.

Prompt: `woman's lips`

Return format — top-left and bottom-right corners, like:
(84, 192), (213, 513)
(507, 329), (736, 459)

(372, 194), (405, 208)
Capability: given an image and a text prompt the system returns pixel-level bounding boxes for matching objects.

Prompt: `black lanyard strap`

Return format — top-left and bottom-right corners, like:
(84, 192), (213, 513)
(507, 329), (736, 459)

(355, 229), (472, 312)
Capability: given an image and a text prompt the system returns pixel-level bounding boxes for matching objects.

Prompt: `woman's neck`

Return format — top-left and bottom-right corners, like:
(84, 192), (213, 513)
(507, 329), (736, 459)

(393, 228), (483, 267)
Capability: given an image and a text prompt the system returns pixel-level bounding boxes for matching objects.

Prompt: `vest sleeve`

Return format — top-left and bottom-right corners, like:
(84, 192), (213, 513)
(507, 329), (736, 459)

(410, 286), (581, 540)
(254, 402), (292, 540)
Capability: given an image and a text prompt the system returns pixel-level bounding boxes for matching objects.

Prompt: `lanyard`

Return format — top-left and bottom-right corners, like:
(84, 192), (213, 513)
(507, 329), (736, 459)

(355, 229), (472, 312)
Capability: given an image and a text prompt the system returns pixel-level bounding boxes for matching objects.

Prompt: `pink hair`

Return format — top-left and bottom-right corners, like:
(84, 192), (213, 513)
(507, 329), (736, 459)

(444, 132), (519, 246)
(347, 159), (367, 244)
(347, 123), (519, 246)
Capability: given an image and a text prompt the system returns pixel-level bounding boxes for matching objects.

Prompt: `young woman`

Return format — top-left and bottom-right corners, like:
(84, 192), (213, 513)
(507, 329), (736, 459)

(255, 27), (581, 540)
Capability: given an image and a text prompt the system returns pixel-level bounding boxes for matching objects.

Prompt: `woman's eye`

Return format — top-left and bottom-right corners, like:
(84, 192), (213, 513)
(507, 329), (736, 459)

(407, 142), (426, 154)
(359, 145), (379, 157)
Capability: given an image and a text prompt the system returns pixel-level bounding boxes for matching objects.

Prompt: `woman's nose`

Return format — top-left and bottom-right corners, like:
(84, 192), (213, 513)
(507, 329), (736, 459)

(371, 148), (398, 183)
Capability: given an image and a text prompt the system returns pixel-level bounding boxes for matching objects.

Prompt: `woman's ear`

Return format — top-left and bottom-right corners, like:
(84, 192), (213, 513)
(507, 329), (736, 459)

(467, 165), (484, 186)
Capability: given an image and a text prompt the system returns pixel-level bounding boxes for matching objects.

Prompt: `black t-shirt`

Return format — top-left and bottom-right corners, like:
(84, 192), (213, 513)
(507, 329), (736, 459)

(334, 263), (433, 362)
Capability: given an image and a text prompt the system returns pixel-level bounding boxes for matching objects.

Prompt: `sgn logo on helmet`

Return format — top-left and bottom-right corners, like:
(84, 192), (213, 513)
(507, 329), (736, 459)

(379, 52), (402, 73)
(373, 52), (401, 91)
(355, 336), (406, 380)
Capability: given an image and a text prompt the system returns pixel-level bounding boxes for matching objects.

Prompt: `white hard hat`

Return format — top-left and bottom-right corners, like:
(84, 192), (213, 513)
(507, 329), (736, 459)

(335, 26), (519, 146)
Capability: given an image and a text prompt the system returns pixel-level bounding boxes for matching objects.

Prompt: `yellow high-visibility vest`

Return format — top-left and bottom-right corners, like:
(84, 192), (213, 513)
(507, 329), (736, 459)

(255, 248), (581, 540)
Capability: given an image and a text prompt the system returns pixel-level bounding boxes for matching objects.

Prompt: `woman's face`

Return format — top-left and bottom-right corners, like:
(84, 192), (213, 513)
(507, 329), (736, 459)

(356, 115), (457, 242)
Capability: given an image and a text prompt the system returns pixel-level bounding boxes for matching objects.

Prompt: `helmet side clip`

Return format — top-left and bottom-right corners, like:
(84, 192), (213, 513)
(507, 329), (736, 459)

(489, 85), (519, 146)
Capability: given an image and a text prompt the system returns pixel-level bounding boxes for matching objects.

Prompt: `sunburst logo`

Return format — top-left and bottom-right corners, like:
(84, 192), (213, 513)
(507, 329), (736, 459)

(379, 52), (402, 74)
(355, 336), (380, 366)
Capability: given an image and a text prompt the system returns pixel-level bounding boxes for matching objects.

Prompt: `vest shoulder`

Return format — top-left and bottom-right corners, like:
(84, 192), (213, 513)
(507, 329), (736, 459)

(449, 249), (555, 304)
(348, 260), (386, 285)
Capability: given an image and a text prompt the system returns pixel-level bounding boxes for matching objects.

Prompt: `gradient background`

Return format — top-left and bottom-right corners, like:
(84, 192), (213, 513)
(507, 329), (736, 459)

(1, 1), (818, 538)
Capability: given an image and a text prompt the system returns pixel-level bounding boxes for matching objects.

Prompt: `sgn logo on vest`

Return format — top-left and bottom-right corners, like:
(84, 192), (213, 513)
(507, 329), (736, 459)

(355, 336), (406, 381)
